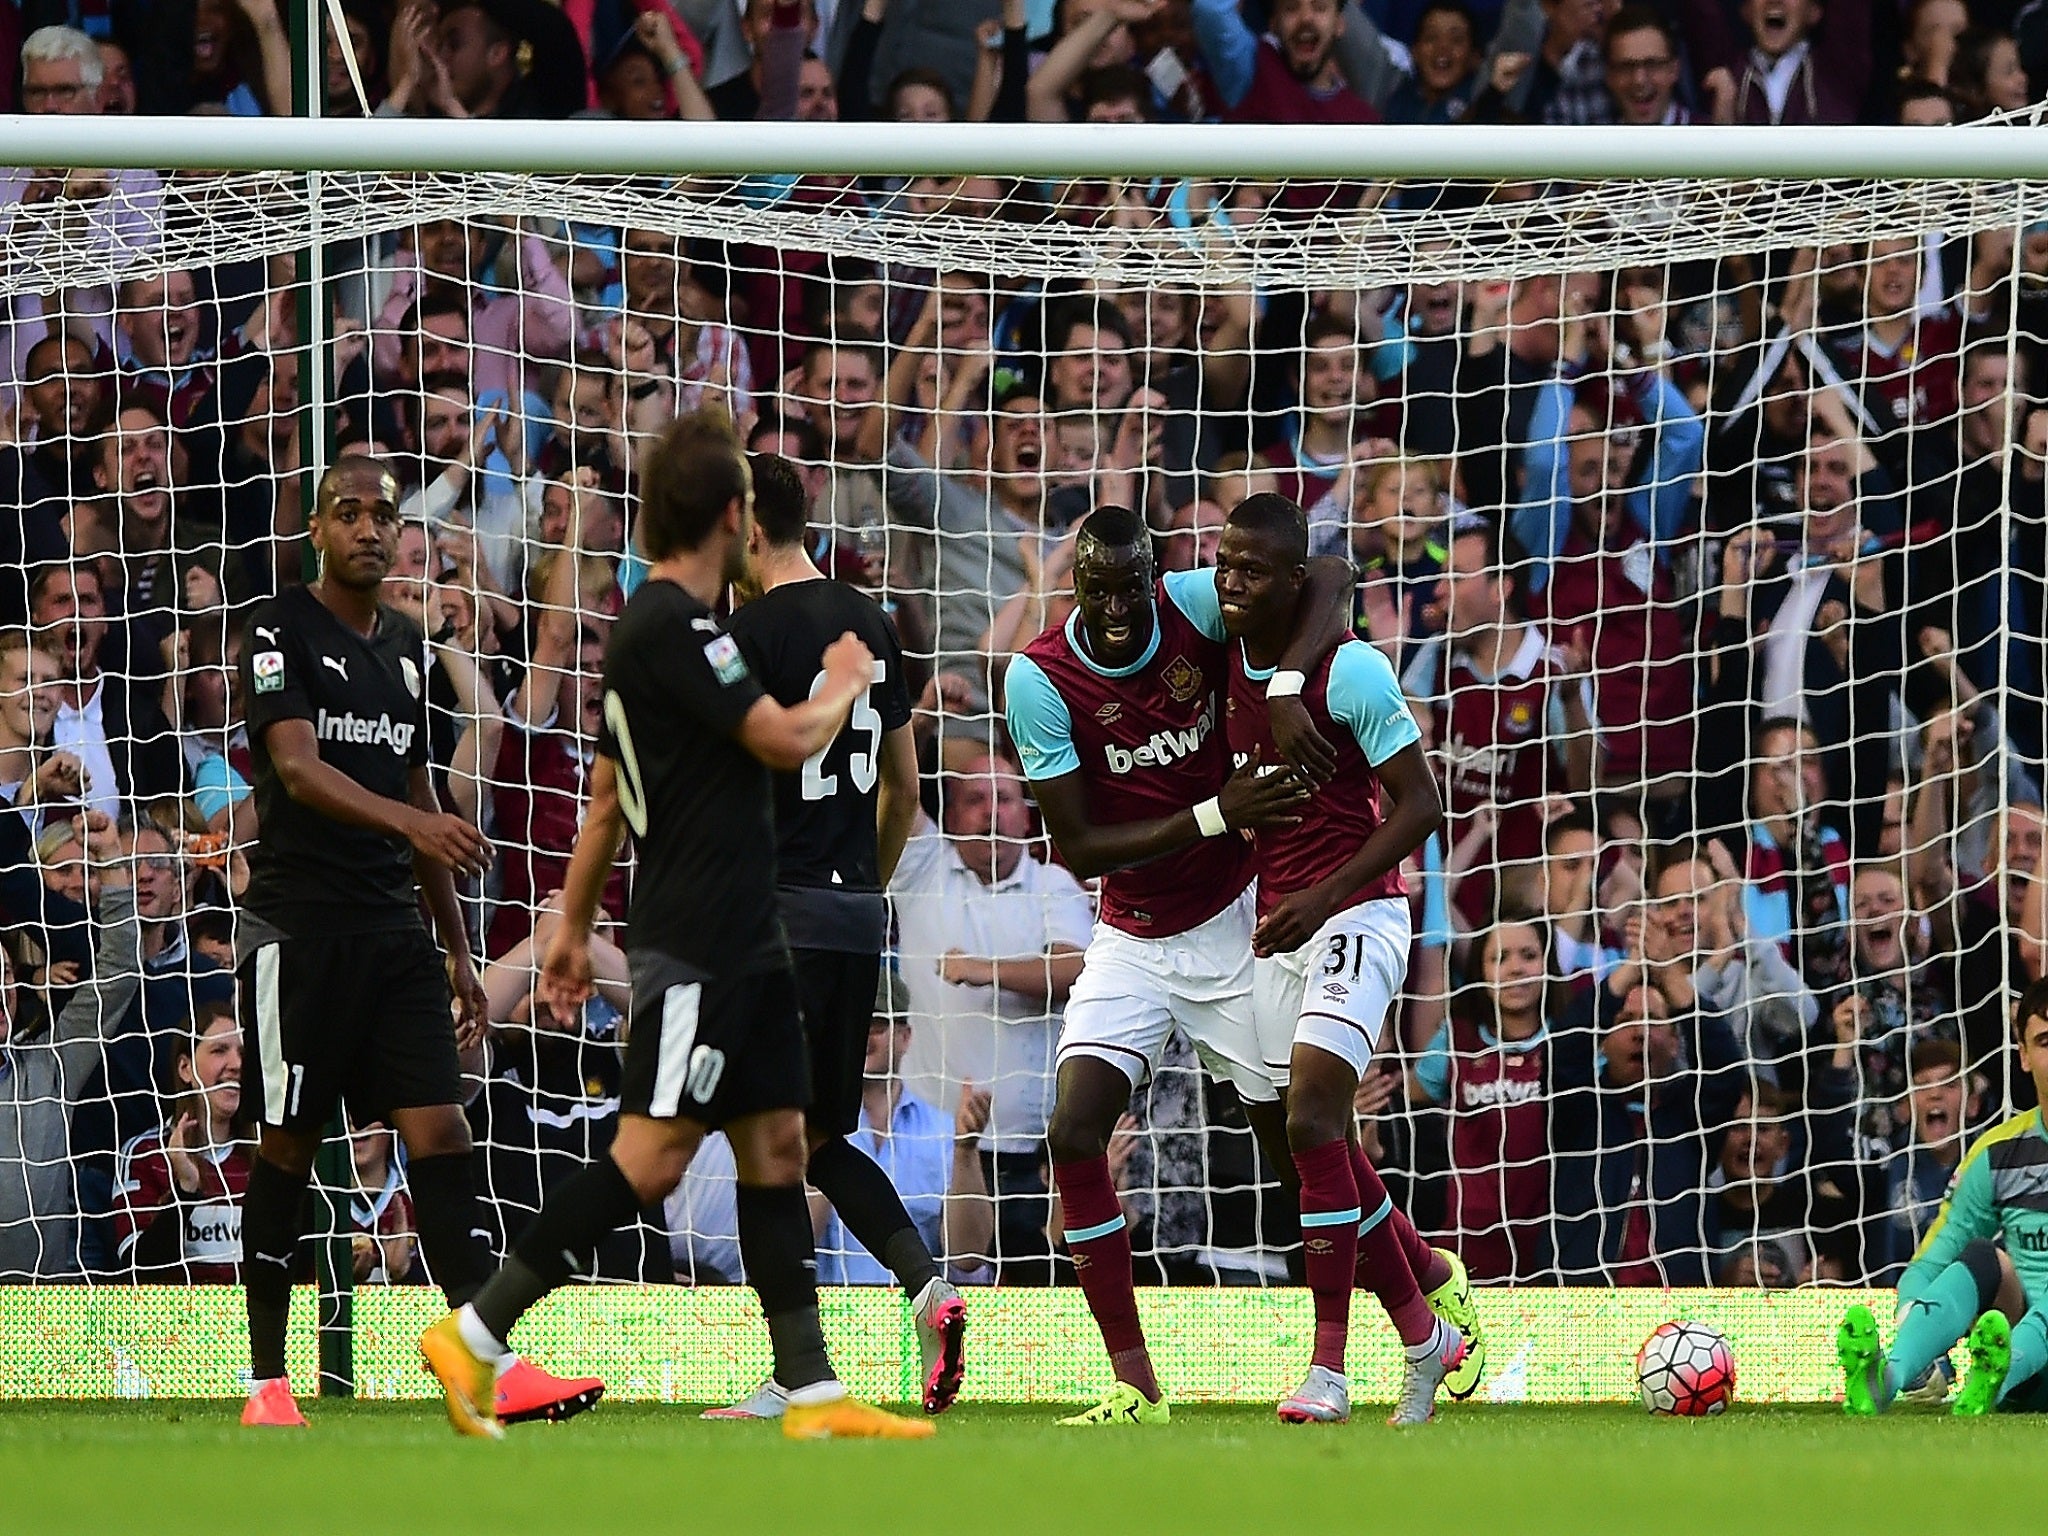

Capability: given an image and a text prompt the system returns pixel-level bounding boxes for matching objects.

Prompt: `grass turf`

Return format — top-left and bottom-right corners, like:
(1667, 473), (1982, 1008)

(0, 1399), (2033, 1534)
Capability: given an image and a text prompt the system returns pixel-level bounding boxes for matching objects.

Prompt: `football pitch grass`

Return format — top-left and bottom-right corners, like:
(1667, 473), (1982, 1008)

(1, 1398), (2033, 1535)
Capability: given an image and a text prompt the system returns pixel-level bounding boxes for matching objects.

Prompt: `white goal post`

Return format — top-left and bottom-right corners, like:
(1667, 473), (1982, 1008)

(0, 116), (2041, 1300)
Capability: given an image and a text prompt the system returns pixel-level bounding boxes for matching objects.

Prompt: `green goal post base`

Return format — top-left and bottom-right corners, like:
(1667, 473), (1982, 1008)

(0, 1286), (1893, 1405)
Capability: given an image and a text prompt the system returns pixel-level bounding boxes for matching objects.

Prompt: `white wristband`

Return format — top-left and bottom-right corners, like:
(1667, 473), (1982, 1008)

(1193, 797), (1228, 838)
(1266, 669), (1306, 699)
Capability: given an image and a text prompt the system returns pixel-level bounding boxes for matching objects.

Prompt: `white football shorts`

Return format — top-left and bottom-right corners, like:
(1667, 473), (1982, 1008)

(1057, 886), (1273, 1104)
(1252, 896), (1411, 1088)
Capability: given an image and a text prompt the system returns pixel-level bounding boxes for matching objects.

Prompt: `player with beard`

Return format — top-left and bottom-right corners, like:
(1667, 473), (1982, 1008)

(237, 455), (601, 1429)
(1006, 505), (1479, 1425)
(701, 452), (967, 1423)
(1215, 494), (1465, 1427)
(423, 411), (931, 1442)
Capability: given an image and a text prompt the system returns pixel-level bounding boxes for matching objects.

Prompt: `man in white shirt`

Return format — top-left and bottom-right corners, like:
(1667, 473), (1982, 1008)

(30, 565), (128, 821)
(2, 27), (164, 413)
(889, 748), (1092, 1278)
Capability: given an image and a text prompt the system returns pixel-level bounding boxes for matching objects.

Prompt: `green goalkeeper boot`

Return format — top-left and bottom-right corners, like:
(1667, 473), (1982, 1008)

(1953, 1311), (2013, 1418)
(1837, 1304), (1890, 1417)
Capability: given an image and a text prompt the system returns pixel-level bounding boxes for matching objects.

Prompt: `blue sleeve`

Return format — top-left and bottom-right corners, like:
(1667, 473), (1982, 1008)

(1324, 644), (1423, 767)
(190, 754), (251, 824)
(1626, 371), (1704, 555)
(1160, 568), (1226, 643)
(1190, 0), (1259, 108)
(1003, 655), (1080, 781)
(1508, 375), (1572, 597)
(1368, 334), (1413, 383)
(1417, 832), (1452, 950)
(1415, 1021), (1452, 1104)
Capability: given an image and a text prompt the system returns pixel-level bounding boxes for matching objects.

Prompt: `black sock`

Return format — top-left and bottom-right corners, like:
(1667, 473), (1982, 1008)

(406, 1152), (493, 1307)
(470, 1157), (641, 1343)
(242, 1155), (310, 1382)
(806, 1136), (940, 1297)
(736, 1183), (834, 1391)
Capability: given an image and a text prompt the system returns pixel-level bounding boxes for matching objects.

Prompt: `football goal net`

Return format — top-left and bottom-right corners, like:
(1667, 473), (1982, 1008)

(0, 114), (2042, 1399)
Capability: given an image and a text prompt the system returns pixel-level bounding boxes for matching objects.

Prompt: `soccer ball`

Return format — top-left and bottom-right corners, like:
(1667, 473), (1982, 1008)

(1636, 1321), (1736, 1417)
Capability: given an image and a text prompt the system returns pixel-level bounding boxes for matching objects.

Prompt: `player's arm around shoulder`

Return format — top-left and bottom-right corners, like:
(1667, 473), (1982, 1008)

(1153, 561), (1348, 661)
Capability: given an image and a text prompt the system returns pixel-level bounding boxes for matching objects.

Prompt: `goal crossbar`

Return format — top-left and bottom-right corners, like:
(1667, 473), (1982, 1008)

(6, 116), (2048, 181)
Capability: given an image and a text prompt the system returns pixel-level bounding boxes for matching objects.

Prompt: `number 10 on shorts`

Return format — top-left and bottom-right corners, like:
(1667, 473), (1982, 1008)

(652, 982), (725, 1114)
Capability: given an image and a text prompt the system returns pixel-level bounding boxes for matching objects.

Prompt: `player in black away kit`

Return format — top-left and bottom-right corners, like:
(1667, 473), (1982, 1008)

(423, 410), (932, 1441)
(238, 455), (601, 1429)
(700, 453), (965, 1423)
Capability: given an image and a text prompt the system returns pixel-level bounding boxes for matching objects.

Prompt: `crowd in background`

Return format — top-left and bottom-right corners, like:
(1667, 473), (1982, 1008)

(3, 0), (2048, 1292)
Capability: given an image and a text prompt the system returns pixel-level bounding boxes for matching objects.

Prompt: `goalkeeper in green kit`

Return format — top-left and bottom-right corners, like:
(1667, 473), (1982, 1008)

(1839, 978), (2048, 1416)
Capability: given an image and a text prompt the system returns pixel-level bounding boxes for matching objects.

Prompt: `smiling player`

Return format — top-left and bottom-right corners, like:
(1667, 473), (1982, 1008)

(1008, 504), (1455, 1426)
(1215, 494), (1467, 1427)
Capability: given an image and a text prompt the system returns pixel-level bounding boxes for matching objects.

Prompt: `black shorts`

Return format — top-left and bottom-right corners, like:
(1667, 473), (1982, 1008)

(620, 950), (808, 1129)
(792, 947), (881, 1138)
(240, 925), (462, 1132)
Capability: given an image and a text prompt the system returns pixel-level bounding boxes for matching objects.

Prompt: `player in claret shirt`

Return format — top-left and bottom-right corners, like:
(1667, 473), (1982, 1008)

(1008, 504), (1424, 1427)
(1006, 505), (1316, 1426)
(1215, 494), (1468, 1428)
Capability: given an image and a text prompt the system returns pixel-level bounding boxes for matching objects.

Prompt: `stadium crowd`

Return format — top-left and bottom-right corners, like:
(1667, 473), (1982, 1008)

(3, 0), (2048, 1295)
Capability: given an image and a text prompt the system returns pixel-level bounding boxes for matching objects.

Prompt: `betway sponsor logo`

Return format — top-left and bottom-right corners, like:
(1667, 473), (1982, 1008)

(317, 707), (415, 755)
(1104, 698), (1215, 775)
(1442, 733), (1525, 785)
(1460, 1075), (1543, 1109)
(183, 1201), (243, 1264)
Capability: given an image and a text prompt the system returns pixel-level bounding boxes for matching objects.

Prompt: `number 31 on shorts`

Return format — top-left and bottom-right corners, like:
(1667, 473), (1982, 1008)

(1320, 933), (1370, 983)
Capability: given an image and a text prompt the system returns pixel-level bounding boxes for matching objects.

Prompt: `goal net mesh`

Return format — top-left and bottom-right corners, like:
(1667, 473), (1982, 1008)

(0, 158), (2042, 1299)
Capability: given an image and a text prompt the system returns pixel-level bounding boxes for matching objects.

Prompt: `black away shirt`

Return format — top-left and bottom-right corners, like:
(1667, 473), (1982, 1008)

(240, 585), (431, 935)
(726, 578), (912, 953)
(597, 578), (785, 977)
